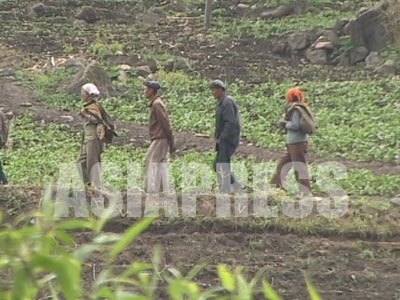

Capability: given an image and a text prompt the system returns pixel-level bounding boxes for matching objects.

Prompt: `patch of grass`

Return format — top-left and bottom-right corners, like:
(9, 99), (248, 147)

(16, 70), (79, 110)
(2, 113), (80, 185)
(88, 40), (124, 61)
(4, 113), (400, 199)
(141, 50), (177, 63)
(361, 249), (375, 260)
(385, 0), (400, 45)
(339, 169), (400, 197)
(2, 112), (400, 239)
(212, 10), (356, 39)
(380, 45), (400, 68)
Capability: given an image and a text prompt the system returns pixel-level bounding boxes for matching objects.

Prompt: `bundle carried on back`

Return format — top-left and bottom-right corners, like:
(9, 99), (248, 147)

(83, 101), (117, 144)
(285, 88), (317, 135)
(288, 103), (317, 135)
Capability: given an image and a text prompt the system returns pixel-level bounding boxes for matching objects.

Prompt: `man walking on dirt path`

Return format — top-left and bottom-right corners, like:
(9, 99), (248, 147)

(0, 109), (9, 185)
(79, 83), (109, 191)
(144, 81), (175, 193)
(211, 80), (242, 193)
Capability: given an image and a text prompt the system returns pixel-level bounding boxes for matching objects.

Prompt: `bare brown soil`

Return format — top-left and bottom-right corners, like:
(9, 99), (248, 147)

(75, 228), (400, 300)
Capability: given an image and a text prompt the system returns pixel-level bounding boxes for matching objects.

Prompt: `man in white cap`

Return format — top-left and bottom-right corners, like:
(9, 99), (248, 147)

(144, 80), (175, 193)
(79, 83), (109, 190)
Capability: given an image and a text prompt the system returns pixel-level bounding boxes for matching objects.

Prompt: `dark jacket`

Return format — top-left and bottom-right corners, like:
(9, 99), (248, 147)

(0, 111), (8, 148)
(215, 95), (240, 146)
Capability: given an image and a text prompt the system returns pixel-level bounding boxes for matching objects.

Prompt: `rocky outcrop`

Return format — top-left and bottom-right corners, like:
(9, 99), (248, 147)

(344, 6), (392, 52)
(75, 6), (99, 23)
(68, 61), (114, 96)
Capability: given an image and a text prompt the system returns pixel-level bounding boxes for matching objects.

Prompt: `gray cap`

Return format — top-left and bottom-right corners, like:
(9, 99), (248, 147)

(210, 79), (226, 90)
(144, 80), (161, 90)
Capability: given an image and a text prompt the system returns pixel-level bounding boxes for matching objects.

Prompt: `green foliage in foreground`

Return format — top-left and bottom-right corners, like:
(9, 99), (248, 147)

(0, 197), (323, 299)
(1, 114), (400, 197)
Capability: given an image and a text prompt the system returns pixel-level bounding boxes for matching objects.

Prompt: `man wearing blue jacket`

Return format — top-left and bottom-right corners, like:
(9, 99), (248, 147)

(211, 80), (242, 193)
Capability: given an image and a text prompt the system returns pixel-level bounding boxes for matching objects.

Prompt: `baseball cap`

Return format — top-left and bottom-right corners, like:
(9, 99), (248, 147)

(210, 79), (226, 90)
(144, 80), (161, 90)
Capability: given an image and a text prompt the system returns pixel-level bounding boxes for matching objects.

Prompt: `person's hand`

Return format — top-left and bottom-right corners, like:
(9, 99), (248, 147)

(169, 145), (176, 159)
(79, 111), (88, 118)
(278, 120), (287, 128)
(5, 111), (14, 120)
(215, 138), (221, 151)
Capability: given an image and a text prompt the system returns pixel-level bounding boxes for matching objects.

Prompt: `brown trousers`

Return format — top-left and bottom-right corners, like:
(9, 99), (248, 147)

(80, 138), (104, 188)
(145, 138), (170, 193)
(271, 142), (311, 195)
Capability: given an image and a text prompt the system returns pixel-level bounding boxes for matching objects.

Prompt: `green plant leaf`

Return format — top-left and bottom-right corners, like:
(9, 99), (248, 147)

(12, 265), (37, 300)
(217, 265), (236, 292)
(94, 287), (116, 300)
(56, 219), (94, 231)
(54, 230), (76, 246)
(74, 244), (100, 261)
(263, 281), (283, 300)
(169, 279), (201, 300)
(109, 217), (155, 261)
(236, 270), (252, 300)
(306, 277), (322, 300)
(168, 267), (182, 279)
(31, 253), (82, 300)
(122, 262), (153, 277)
(186, 263), (206, 281)
(94, 233), (121, 244)
(115, 290), (149, 300)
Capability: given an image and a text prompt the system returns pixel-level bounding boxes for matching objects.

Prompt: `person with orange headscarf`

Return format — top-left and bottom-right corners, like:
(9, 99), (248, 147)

(271, 87), (312, 196)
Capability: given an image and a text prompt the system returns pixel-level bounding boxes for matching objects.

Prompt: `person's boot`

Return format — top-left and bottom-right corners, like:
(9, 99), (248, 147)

(299, 179), (312, 197)
(0, 176), (8, 185)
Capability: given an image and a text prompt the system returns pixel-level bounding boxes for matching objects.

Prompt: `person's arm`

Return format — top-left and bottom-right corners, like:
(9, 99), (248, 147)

(153, 103), (174, 150)
(285, 109), (301, 131)
(81, 107), (102, 124)
(0, 113), (5, 146)
(219, 99), (239, 142)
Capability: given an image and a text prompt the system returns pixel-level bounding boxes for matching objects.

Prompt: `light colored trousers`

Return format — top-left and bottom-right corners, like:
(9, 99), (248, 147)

(145, 138), (170, 193)
(80, 139), (104, 188)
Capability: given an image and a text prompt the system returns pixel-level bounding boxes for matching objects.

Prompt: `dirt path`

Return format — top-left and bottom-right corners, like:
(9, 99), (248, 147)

(1, 77), (399, 176)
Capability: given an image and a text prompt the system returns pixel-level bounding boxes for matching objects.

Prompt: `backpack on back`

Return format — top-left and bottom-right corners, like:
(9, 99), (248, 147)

(97, 104), (117, 144)
(292, 104), (317, 135)
(85, 102), (118, 144)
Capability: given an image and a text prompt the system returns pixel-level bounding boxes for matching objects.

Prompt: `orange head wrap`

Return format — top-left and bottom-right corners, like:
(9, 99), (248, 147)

(286, 87), (306, 104)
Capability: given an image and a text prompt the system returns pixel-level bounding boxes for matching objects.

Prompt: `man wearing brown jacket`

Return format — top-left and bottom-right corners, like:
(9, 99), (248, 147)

(144, 81), (175, 193)
(0, 109), (8, 185)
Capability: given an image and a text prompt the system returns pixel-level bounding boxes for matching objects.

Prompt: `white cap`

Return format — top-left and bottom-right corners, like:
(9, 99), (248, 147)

(81, 83), (100, 96)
